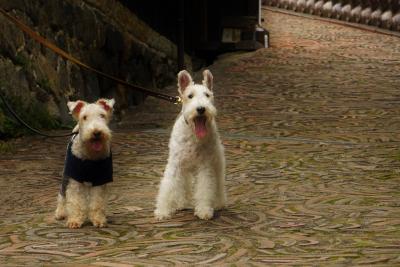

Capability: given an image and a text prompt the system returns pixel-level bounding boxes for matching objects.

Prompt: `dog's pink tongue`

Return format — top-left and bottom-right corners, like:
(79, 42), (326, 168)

(91, 141), (103, 151)
(194, 117), (207, 138)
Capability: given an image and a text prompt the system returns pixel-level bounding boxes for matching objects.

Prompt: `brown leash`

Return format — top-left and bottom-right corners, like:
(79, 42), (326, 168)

(0, 7), (181, 104)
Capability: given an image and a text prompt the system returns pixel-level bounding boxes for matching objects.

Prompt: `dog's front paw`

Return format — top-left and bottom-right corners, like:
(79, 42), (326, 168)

(154, 209), (172, 221)
(195, 206), (214, 220)
(55, 206), (67, 220)
(67, 219), (83, 229)
(91, 218), (107, 228)
(55, 212), (66, 221)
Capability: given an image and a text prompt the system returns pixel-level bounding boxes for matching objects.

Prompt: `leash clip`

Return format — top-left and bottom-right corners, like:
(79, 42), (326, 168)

(174, 96), (182, 105)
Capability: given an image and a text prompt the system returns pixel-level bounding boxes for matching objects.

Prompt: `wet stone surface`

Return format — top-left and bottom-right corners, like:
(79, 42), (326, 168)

(1, 10), (400, 266)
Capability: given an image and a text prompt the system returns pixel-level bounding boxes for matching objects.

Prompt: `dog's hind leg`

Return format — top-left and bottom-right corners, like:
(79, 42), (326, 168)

(55, 194), (67, 220)
(177, 173), (193, 211)
(214, 148), (226, 211)
(55, 175), (69, 220)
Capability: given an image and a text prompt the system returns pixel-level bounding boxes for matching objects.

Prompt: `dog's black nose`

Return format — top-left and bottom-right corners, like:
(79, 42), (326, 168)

(197, 107), (205, 114)
(93, 131), (101, 138)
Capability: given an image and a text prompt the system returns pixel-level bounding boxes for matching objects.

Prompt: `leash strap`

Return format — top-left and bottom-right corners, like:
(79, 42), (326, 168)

(0, 90), (76, 137)
(0, 7), (181, 104)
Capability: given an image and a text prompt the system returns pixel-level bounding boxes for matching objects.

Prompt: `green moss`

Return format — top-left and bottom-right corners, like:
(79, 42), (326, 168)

(0, 93), (61, 139)
(0, 140), (14, 153)
(377, 173), (397, 180)
(162, 231), (176, 240)
(13, 53), (30, 69)
(353, 238), (377, 247)
(394, 152), (400, 162)
(37, 78), (52, 94)
(325, 198), (342, 204)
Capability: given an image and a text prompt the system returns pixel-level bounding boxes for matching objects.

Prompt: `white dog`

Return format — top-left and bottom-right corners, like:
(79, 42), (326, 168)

(55, 98), (115, 228)
(155, 70), (226, 220)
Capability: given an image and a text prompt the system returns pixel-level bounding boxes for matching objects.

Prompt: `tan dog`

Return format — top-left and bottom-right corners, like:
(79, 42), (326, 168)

(55, 98), (115, 228)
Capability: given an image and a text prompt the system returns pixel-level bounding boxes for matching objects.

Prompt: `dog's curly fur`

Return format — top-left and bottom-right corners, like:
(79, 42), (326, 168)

(155, 70), (226, 220)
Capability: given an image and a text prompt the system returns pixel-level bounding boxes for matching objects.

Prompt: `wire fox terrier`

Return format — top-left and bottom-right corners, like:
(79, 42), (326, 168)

(155, 70), (226, 220)
(55, 98), (115, 228)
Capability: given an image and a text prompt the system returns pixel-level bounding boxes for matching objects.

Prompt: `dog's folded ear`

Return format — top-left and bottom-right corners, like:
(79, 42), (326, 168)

(202, 69), (213, 91)
(67, 100), (87, 120)
(97, 98), (115, 113)
(177, 70), (193, 95)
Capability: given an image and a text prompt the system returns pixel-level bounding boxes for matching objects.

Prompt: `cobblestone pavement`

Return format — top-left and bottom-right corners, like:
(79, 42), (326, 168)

(1, 10), (400, 266)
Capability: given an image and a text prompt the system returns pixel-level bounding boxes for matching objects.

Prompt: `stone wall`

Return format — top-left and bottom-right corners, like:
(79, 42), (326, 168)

(0, 0), (191, 138)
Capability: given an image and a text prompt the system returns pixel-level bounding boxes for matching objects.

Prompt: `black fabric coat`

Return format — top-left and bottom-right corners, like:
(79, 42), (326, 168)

(60, 136), (113, 196)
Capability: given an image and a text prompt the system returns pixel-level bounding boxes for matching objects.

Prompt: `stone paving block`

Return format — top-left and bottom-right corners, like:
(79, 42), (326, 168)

(1, 9), (400, 266)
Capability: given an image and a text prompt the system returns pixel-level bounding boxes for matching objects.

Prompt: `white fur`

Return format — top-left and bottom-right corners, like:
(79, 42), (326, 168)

(89, 184), (108, 227)
(154, 70), (226, 220)
(55, 98), (114, 228)
(69, 99), (114, 160)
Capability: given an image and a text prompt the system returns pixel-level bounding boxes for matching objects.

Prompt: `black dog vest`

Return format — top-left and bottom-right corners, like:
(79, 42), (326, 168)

(60, 135), (113, 196)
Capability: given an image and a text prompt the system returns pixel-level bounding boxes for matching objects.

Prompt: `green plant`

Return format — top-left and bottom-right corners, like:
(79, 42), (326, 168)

(0, 140), (14, 153)
(37, 78), (52, 94)
(13, 53), (30, 68)
(0, 93), (61, 139)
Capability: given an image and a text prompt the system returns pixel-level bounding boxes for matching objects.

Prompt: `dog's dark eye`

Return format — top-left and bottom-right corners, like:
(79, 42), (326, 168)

(205, 93), (210, 98)
(83, 116), (87, 120)
(188, 94), (193, 99)
(100, 114), (106, 119)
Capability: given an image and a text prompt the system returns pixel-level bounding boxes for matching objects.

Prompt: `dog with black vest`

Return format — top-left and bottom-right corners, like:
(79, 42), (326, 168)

(55, 98), (115, 228)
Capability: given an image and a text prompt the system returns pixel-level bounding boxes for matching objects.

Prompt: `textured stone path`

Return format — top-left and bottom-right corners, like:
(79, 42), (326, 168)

(1, 10), (400, 266)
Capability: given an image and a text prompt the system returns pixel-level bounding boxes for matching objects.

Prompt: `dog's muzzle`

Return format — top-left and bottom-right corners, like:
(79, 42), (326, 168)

(89, 131), (105, 152)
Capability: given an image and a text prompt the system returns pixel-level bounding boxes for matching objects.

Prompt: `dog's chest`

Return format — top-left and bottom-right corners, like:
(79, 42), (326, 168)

(172, 136), (217, 163)
(64, 140), (113, 186)
(169, 116), (220, 164)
